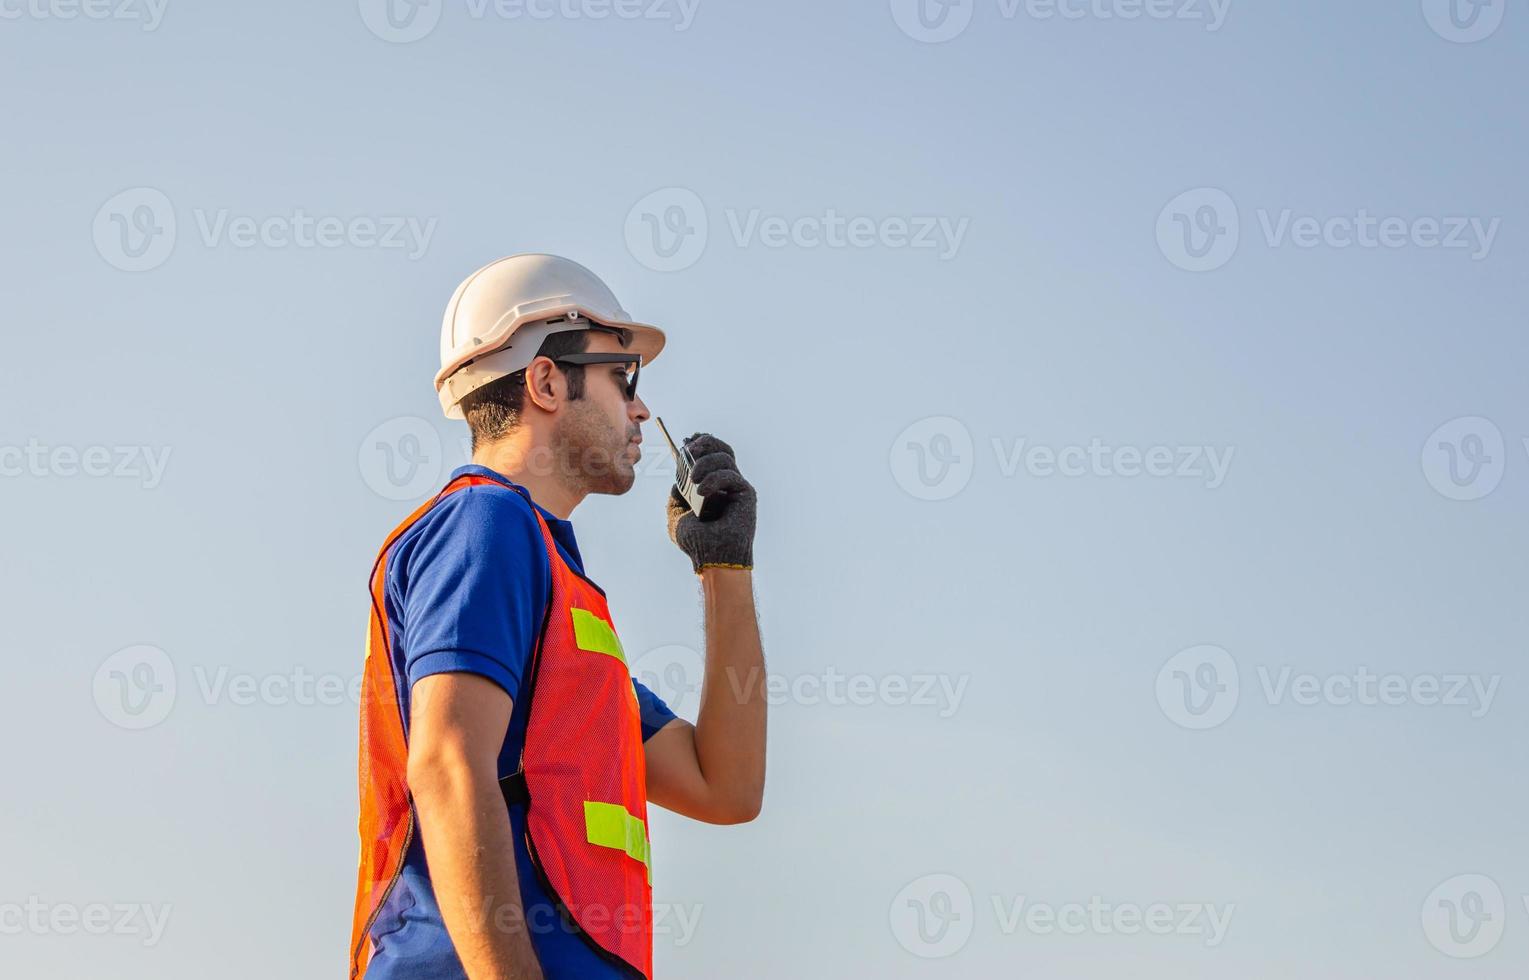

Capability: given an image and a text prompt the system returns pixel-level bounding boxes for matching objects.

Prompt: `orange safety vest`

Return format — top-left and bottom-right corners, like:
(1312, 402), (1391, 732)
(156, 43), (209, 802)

(350, 474), (654, 979)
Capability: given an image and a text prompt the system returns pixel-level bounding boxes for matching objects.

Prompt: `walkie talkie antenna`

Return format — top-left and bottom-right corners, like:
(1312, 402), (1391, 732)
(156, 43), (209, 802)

(655, 417), (705, 516)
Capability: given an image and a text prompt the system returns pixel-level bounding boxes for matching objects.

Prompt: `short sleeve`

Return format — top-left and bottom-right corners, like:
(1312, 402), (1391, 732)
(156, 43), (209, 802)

(395, 487), (550, 703)
(633, 678), (679, 741)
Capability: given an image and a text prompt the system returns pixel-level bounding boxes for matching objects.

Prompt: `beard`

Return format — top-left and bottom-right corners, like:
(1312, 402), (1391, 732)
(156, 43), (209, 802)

(551, 399), (638, 496)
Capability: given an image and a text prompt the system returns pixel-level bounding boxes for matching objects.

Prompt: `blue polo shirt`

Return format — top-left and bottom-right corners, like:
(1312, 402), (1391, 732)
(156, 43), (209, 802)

(366, 465), (676, 980)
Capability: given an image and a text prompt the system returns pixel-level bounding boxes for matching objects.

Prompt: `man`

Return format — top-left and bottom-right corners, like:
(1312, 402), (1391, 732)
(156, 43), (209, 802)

(350, 254), (767, 980)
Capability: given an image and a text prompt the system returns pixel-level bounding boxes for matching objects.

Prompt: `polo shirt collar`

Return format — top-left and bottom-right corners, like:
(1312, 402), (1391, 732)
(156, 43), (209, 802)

(449, 465), (569, 529)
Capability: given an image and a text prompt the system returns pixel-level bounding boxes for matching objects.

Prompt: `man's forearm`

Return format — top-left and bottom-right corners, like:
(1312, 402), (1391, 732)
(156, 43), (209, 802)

(694, 566), (767, 820)
(412, 772), (543, 980)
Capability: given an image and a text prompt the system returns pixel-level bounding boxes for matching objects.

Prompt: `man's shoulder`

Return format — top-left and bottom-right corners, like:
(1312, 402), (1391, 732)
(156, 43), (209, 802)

(386, 483), (548, 579)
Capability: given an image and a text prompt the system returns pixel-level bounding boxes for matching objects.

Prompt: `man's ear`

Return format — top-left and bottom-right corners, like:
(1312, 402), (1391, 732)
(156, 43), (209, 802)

(523, 357), (561, 413)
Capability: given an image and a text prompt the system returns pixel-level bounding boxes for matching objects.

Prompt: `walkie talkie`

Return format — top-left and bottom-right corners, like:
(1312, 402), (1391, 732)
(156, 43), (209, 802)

(656, 417), (706, 517)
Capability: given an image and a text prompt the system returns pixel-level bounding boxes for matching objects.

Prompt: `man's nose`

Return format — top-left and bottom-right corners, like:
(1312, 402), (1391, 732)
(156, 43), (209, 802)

(630, 394), (651, 424)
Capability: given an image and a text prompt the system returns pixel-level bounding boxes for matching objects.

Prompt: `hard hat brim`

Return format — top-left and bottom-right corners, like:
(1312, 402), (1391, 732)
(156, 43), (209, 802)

(615, 319), (666, 366)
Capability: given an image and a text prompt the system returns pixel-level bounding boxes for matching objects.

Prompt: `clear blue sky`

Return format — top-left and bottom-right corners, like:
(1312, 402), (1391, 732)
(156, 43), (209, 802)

(1, 1), (1525, 976)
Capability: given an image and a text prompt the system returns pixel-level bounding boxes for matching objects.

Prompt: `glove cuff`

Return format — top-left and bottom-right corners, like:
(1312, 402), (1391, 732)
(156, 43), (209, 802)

(689, 541), (753, 573)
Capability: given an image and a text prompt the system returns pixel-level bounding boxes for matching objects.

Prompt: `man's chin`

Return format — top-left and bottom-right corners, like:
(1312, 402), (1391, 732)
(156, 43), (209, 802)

(590, 465), (637, 496)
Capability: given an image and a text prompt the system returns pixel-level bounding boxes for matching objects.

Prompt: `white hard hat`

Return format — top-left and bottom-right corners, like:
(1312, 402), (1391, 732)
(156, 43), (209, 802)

(435, 253), (666, 419)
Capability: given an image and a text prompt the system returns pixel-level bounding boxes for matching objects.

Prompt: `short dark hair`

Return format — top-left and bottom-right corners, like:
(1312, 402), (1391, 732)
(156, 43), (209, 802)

(462, 328), (591, 450)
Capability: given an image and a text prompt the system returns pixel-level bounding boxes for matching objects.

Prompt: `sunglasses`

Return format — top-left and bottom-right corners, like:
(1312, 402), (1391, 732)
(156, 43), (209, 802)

(550, 353), (642, 401)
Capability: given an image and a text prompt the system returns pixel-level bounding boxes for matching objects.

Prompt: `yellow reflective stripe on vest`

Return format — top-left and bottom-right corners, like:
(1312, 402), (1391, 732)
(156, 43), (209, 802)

(584, 801), (651, 883)
(571, 608), (626, 664)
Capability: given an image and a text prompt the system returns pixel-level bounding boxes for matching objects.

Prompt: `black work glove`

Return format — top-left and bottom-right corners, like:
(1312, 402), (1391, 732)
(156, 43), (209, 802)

(666, 433), (757, 573)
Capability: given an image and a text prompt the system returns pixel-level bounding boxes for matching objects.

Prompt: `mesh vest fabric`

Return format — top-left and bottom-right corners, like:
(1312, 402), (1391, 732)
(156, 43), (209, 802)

(518, 503), (652, 977)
